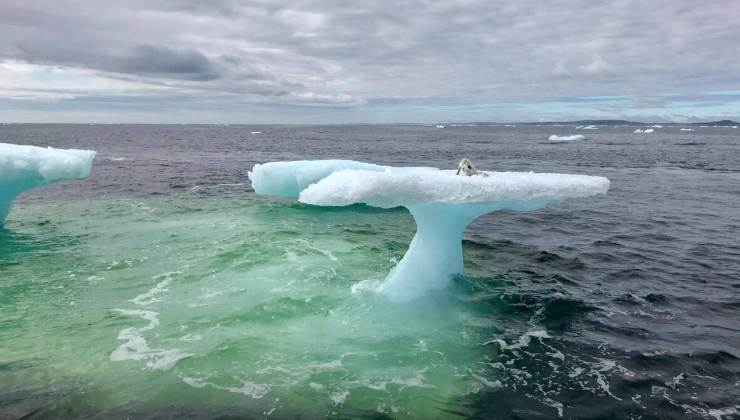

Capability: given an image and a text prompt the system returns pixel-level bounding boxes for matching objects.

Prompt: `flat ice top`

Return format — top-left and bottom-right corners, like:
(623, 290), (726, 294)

(249, 160), (388, 198)
(250, 159), (610, 210)
(0, 143), (96, 184)
(299, 168), (610, 208)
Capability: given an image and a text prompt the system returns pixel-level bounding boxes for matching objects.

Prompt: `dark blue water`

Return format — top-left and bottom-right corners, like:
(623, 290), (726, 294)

(2, 123), (739, 419)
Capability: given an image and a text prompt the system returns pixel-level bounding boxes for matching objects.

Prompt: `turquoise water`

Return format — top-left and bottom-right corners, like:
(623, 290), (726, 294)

(2, 192), (513, 418)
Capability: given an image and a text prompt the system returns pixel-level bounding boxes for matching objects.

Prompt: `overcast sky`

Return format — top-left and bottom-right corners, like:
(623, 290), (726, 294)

(1, 0), (739, 123)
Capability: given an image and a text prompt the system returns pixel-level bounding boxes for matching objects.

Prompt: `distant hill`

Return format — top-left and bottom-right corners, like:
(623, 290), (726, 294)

(460, 120), (642, 126)
(445, 119), (739, 126)
(554, 120), (638, 125)
(687, 120), (739, 126)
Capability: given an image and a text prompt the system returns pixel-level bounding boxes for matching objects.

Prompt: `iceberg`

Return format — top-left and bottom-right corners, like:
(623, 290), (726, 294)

(633, 128), (654, 134)
(549, 134), (585, 142)
(250, 160), (610, 302)
(0, 143), (96, 224)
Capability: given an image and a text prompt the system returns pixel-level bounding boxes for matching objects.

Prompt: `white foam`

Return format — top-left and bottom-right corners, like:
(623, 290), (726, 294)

(485, 329), (551, 350)
(130, 271), (180, 305)
(330, 389), (350, 405)
(110, 308), (192, 370)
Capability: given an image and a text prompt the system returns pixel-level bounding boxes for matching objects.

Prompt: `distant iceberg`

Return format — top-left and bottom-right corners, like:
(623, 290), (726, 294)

(577, 125), (598, 130)
(680, 128), (694, 132)
(250, 160), (609, 302)
(435, 124), (446, 128)
(633, 128), (654, 133)
(549, 134), (585, 142)
(0, 143), (96, 224)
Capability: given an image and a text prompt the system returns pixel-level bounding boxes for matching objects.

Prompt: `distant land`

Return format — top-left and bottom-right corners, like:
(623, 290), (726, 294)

(687, 120), (739, 126)
(458, 119), (740, 126)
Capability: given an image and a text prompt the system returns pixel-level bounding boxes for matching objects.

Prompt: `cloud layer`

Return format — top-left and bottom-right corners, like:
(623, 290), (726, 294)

(1, 0), (739, 122)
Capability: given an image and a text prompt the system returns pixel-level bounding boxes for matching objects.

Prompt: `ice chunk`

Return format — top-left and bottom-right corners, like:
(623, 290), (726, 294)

(0, 143), (96, 224)
(248, 160), (387, 198)
(633, 128), (654, 133)
(251, 160), (610, 302)
(549, 134), (585, 142)
(680, 128), (694, 132)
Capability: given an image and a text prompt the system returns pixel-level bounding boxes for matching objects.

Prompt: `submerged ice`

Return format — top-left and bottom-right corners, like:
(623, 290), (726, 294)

(250, 160), (609, 301)
(0, 143), (96, 224)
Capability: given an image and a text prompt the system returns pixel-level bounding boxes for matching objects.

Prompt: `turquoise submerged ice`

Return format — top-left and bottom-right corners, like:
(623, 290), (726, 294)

(0, 143), (96, 224)
(250, 160), (610, 302)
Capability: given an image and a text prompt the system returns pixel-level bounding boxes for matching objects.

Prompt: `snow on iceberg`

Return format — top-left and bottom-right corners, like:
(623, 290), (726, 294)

(250, 160), (609, 302)
(0, 143), (96, 224)
(549, 134), (585, 142)
(248, 160), (387, 198)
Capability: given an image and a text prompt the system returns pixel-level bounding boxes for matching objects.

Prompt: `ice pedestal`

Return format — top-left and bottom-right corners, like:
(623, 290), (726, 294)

(250, 160), (610, 302)
(0, 143), (96, 225)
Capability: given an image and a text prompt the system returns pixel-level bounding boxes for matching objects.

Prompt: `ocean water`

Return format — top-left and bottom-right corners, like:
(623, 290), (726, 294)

(1, 124), (739, 419)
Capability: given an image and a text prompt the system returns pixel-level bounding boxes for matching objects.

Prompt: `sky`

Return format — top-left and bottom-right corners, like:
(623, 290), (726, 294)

(1, 0), (739, 124)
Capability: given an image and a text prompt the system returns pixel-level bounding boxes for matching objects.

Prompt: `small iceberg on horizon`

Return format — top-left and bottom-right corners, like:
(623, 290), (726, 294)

(1, 143), (96, 225)
(249, 160), (609, 302)
(633, 128), (654, 133)
(549, 134), (585, 142)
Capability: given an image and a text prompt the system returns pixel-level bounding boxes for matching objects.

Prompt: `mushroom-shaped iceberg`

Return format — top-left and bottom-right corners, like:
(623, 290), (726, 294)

(1, 143), (96, 225)
(249, 160), (609, 302)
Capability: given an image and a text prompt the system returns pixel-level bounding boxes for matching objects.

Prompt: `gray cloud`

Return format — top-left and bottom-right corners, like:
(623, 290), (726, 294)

(0, 0), (739, 122)
(112, 45), (220, 81)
